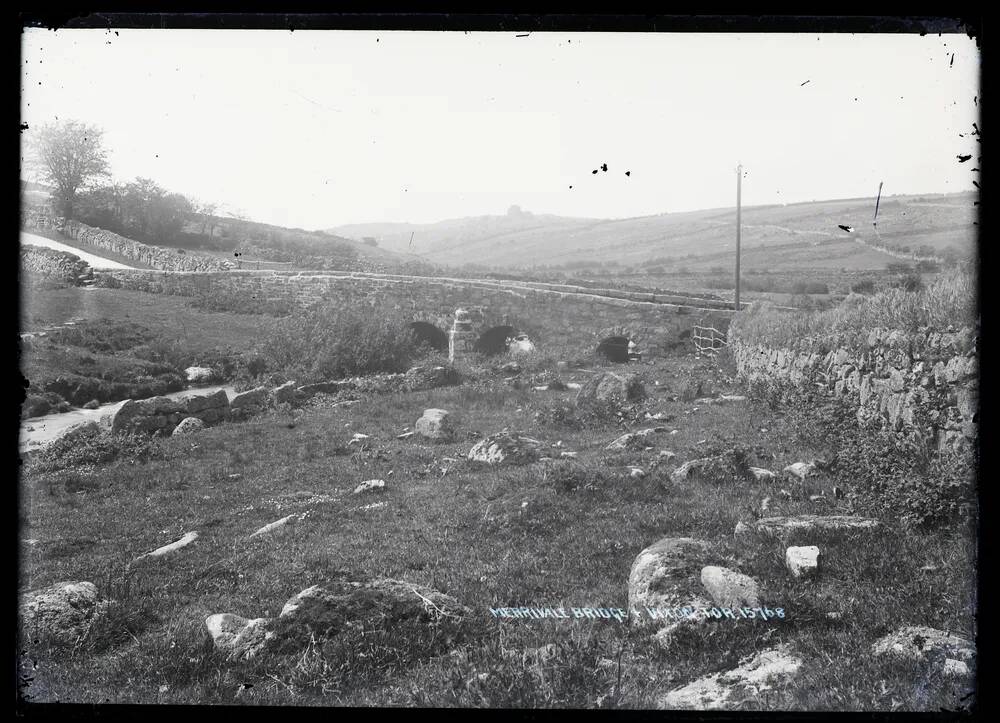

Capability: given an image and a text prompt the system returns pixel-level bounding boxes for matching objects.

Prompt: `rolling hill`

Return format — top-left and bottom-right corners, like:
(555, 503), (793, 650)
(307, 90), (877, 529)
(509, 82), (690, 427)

(328, 192), (977, 271)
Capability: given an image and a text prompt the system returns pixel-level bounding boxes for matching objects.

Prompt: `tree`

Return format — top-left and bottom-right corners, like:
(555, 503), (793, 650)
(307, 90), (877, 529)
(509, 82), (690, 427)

(27, 120), (110, 219)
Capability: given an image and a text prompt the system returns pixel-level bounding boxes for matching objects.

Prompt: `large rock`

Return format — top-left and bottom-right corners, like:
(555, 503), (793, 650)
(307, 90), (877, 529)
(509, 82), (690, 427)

(172, 417), (205, 436)
(108, 397), (183, 435)
(230, 387), (269, 416)
(671, 451), (751, 484)
(871, 626), (975, 664)
(415, 408), (455, 441)
(606, 428), (661, 451)
(271, 579), (470, 652)
(657, 646), (803, 710)
(628, 537), (721, 626)
(184, 389), (229, 415)
(271, 381), (298, 405)
(700, 566), (760, 609)
(468, 432), (543, 466)
(204, 613), (273, 660)
(743, 515), (880, 539)
(20, 581), (99, 643)
(50, 420), (101, 447)
(575, 371), (645, 407)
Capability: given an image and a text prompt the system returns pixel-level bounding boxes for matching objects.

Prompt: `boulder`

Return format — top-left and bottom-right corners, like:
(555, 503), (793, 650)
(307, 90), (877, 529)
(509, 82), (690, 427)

(172, 417), (205, 436)
(271, 579), (470, 652)
(51, 420), (101, 446)
(657, 646), (803, 710)
(415, 408), (455, 441)
(133, 531), (198, 564)
(204, 613), (272, 660)
(785, 546), (821, 578)
(700, 566), (761, 609)
(747, 515), (880, 539)
(606, 428), (661, 451)
(108, 397), (182, 435)
(249, 514), (298, 539)
(184, 389), (229, 414)
(83, 399), (101, 410)
(783, 462), (816, 481)
(184, 366), (216, 383)
(468, 432), (543, 466)
(20, 581), (99, 644)
(575, 371), (645, 407)
(230, 387), (268, 416)
(272, 381), (298, 405)
(628, 537), (721, 626)
(353, 479), (386, 495)
(871, 626), (975, 664)
(671, 451), (751, 484)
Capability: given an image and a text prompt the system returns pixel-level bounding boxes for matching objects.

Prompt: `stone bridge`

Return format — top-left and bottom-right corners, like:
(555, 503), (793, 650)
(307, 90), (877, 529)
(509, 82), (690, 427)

(94, 269), (741, 361)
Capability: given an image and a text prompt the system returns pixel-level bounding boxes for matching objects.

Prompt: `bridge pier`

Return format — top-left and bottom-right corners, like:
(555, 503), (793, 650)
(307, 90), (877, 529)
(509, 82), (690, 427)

(448, 308), (477, 363)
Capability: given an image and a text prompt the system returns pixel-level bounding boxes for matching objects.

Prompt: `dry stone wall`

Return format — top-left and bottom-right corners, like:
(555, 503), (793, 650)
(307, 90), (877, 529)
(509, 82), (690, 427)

(94, 269), (736, 357)
(23, 212), (230, 272)
(731, 325), (978, 452)
(20, 245), (92, 285)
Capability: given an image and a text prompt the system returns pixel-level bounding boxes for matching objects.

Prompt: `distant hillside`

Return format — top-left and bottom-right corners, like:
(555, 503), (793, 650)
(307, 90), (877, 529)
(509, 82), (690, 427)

(329, 193), (977, 271)
(183, 213), (436, 273)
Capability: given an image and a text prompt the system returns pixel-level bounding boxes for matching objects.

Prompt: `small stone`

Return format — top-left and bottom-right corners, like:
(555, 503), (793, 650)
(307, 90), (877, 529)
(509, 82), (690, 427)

(249, 514), (298, 539)
(785, 546), (821, 577)
(943, 658), (971, 677)
(134, 531), (198, 563)
(415, 408), (455, 441)
(204, 613), (272, 660)
(749, 467), (776, 482)
(783, 462), (816, 481)
(353, 479), (386, 495)
(172, 417), (206, 436)
(629, 467), (646, 479)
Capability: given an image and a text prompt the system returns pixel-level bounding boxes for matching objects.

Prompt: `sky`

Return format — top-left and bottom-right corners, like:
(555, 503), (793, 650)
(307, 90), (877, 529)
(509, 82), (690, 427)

(20, 29), (980, 230)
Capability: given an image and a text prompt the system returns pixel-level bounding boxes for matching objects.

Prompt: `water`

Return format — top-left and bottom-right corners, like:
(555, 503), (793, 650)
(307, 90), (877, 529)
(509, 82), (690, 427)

(19, 384), (236, 452)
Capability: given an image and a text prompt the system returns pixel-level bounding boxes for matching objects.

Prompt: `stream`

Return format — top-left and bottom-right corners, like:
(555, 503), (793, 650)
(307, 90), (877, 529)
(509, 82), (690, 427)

(19, 384), (236, 453)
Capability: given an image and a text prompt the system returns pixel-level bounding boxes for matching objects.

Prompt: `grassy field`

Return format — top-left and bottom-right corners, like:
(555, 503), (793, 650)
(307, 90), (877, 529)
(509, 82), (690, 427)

(19, 285), (276, 415)
(18, 346), (977, 709)
(332, 192), (977, 270)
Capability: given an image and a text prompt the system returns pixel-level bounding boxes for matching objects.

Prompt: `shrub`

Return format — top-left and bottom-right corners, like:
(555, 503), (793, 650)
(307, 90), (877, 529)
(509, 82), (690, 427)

(255, 302), (421, 382)
(851, 279), (876, 295)
(29, 428), (165, 474)
(894, 273), (924, 292)
(730, 268), (975, 350)
(777, 387), (976, 528)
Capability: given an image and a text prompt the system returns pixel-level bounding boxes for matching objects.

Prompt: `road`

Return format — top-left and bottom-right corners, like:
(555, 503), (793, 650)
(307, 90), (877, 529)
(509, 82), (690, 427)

(20, 230), (136, 270)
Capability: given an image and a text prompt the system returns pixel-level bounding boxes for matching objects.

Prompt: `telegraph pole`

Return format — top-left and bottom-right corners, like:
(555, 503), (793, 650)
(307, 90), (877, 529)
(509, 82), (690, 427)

(735, 163), (742, 311)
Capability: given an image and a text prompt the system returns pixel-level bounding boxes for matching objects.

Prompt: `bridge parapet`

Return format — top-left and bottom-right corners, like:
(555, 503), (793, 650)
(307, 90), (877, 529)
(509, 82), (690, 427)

(94, 268), (738, 358)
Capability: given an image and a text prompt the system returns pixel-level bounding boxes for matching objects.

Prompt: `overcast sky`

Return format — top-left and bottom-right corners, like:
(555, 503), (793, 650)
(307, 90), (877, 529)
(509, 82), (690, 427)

(21, 29), (980, 230)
